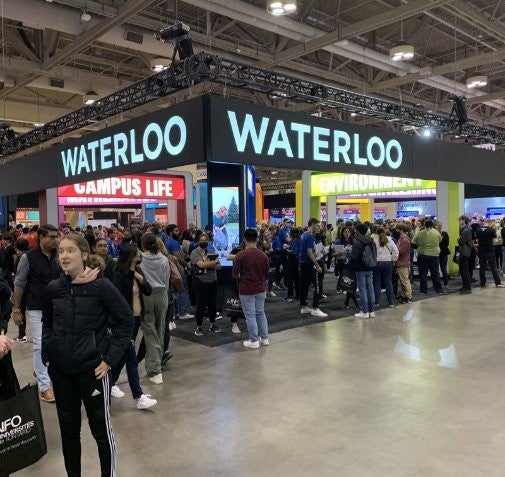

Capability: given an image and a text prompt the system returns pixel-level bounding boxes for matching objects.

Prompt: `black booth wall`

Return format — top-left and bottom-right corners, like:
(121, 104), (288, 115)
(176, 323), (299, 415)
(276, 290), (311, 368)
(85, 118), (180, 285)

(264, 193), (295, 210)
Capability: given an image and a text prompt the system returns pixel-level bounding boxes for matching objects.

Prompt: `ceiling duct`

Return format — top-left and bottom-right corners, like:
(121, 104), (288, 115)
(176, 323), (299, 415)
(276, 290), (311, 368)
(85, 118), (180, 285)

(124, 30), (143, 44)
(49, 78), (65, 88)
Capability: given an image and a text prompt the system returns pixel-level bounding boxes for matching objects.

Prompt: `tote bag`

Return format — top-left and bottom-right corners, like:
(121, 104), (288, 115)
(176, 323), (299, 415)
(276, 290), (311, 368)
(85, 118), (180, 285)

(337, 269), (357, 293)
(0, 384), (47, 475)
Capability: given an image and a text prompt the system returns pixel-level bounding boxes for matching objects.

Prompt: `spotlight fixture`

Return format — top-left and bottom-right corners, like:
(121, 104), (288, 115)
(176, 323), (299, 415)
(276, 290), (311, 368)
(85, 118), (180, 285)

(421, 128), (432, 138)
(155, 22), (191, 43)
(267, 0), (297, 16)
(389, 42), (415, 61)
(83, 90), (99, 105)
(466, 75), (488, 89)
(150, 58), (171, 72)
(80, 10), (91, 22)
(33, 122), (44, 128)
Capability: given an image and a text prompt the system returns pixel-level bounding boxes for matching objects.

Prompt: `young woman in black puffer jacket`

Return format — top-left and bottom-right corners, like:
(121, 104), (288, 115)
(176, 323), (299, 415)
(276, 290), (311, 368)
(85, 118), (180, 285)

(42, 233), (133, 477)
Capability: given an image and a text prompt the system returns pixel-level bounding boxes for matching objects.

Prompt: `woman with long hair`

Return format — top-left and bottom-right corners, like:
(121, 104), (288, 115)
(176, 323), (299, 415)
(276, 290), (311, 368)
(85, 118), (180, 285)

(42, 233), (133, 477)
(373, 227), (399, 307)
(110, 245), (157, 410)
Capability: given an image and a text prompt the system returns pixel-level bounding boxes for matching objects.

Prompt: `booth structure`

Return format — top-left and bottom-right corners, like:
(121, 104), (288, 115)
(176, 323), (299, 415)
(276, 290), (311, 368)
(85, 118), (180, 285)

(1, 93), (503, 269)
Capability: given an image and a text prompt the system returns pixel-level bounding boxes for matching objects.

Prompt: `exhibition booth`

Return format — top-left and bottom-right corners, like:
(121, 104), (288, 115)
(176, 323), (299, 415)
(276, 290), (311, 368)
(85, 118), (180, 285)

(1, 94), (504, 269)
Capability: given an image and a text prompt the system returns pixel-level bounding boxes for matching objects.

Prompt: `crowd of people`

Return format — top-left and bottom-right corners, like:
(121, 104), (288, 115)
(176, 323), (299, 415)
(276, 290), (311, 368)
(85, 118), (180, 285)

(1, 213), (504, 475)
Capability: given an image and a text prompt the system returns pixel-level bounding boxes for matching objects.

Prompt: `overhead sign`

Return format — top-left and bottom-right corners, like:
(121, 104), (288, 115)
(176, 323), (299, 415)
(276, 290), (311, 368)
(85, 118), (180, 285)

(54, 97), (203, 188)
(58, 174), (185, 205)
(209, 96), (414, 177)
(311, 173), (436, 196)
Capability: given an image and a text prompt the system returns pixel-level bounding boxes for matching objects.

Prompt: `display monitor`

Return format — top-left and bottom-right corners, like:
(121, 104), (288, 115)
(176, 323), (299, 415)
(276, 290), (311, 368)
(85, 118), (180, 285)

(211, 186), (240, 266)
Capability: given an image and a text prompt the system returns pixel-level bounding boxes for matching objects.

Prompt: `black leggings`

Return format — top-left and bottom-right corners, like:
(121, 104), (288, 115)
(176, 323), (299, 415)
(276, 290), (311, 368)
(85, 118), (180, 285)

(194, 279), (218, 326)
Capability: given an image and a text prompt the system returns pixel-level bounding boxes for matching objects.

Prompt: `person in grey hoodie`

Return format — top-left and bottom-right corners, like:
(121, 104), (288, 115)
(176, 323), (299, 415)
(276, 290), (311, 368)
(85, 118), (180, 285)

(139, 233), (170, 385)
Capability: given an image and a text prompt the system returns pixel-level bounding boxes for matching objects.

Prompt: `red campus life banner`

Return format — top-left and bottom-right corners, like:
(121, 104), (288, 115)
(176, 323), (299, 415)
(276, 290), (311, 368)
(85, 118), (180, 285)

(58, 174), (185, 204)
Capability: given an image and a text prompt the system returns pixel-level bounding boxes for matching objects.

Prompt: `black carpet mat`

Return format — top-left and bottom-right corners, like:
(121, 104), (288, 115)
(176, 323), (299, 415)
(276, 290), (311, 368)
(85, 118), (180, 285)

(170, 273), (465, 348)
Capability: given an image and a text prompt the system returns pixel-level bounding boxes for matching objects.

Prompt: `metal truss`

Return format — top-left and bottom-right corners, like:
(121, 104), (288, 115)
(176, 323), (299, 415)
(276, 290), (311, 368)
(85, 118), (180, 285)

(2, 52), (505, 158)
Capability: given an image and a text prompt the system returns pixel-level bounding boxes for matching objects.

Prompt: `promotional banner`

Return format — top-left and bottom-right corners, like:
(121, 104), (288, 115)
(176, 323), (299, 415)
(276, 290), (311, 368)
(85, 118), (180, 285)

(311, 172), (436, 196)
(58, 174), (185, 199)
(208, 96), (414, 177)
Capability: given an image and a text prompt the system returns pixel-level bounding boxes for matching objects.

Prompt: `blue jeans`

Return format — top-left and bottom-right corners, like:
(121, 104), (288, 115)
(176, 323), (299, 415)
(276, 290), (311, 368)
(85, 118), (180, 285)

(174, 272), (189, 316)
(356, 271), (374, 313)
(28, 309), (51, 392)
(373, 261), (395, 305)
(239, 292), (268, 342)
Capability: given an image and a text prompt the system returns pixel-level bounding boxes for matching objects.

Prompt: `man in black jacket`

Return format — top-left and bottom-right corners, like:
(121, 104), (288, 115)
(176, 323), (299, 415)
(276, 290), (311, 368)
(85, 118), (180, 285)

(11, 224), (61, 402)
(458, 216), (474, 294)
(476, 218), (505, 288)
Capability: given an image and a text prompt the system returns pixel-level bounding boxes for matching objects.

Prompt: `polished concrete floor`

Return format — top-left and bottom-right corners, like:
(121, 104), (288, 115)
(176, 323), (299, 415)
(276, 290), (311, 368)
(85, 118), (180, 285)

(10, 286), (505, 477)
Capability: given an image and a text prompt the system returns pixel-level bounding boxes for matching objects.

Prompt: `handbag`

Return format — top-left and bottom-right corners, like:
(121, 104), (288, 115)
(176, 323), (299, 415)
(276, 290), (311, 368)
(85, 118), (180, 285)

(168, 259), (185, 293)
(453, 246), (460, 264)
(222, 289), (245, 319)
(337, 268), (357, 293)
(0, 383), (47, 474)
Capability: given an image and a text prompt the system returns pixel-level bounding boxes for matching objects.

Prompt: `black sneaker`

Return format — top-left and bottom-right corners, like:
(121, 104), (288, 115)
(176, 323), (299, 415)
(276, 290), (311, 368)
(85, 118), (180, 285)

(194, 326), (204, 336)
(209, 324), (222, 333)
(13, 335), (27, 343)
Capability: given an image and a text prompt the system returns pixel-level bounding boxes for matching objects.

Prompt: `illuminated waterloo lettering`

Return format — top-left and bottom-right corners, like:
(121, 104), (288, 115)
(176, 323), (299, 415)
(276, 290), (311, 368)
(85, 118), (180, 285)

(311, 173), (436, 196)
(227, 111), (403, 169)
(60, 116), (187, 178)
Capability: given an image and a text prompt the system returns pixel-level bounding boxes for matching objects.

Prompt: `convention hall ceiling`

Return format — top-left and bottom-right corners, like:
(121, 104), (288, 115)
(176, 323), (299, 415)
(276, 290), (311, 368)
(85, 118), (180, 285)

(1, 0), (505, 187)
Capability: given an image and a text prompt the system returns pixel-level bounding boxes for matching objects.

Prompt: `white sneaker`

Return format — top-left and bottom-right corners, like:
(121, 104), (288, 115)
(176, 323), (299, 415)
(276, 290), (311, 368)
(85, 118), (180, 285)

(243, 340), (260, 349)
(369, 312), (376, 318)
(311, 308), (328, 317)
(178, 313), (194, 320)
(148, 374), (163, 385)
(215, 312), (223, 320)
(168, 321), (176, 331)
(267, 291), (276, 297)
(136, 394), (157, 410)
(111, 385), (125, 398)
(259, 337), (269, 346)
(231, 323), (241, 334)
(354, 311), (369, 319)
(300, 307), (312, 314)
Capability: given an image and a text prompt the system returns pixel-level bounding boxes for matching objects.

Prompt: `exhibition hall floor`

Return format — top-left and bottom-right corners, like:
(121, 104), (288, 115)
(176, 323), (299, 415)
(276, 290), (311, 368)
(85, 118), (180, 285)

(11, 286), (505, 477)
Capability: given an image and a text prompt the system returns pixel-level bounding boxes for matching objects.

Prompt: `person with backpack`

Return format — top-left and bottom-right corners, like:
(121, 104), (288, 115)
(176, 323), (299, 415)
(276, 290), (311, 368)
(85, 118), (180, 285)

(348, 223), (377, 319)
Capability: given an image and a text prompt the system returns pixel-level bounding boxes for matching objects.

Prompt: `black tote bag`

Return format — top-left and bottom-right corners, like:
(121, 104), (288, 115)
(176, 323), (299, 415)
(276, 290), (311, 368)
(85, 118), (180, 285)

(0, 384), (47, 475)
(337, 269), (357, 293)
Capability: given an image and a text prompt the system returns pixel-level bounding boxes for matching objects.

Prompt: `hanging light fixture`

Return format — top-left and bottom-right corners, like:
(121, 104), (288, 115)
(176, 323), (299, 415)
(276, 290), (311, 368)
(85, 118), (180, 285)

(389, 13), (414, 61)
(466, 75), (488, 89)
(83, 90), (99, 105)
(267, 0), (297, 16)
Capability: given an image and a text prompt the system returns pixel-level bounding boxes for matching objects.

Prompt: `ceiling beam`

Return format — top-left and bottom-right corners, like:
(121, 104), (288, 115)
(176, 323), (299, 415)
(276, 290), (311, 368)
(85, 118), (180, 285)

(260, 0), (452, 67)
(4, 27), (41, 64)
(370, 47), (505, 92)
(43, 0), (159, 71)
(466, 90), (505, 105)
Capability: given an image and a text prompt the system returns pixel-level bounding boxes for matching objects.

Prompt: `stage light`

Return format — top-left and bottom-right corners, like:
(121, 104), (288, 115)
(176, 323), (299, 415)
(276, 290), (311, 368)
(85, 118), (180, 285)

(155, 23), (191, 43)
(421, 128), (431, 137)
(267, 0), (297, 16)
(466, 75), (488, 89)
(83, 90), (99, 105)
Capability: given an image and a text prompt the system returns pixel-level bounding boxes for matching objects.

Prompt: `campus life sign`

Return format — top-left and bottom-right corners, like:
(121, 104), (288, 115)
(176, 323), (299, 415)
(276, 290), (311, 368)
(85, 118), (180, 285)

(57, 174), (185, 206)
(311, 172), (437, 197)
(208, 96), (414, 177)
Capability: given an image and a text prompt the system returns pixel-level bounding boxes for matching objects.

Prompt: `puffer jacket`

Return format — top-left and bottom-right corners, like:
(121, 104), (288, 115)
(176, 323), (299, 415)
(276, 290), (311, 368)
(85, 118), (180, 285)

(42, 273), (133, 375)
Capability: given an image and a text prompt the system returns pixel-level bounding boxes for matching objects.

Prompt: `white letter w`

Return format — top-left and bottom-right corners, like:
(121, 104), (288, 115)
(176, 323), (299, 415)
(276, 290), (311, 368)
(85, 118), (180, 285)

(227, 111), (269, 154)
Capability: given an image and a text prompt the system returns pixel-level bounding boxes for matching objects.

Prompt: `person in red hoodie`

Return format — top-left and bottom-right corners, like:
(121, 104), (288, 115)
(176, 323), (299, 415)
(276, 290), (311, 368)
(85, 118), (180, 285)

(395, 223), (412, 304)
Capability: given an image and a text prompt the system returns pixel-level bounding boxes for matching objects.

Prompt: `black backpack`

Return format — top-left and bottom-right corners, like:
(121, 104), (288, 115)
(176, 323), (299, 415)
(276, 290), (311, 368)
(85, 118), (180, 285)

(362, 241), (377, 268)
